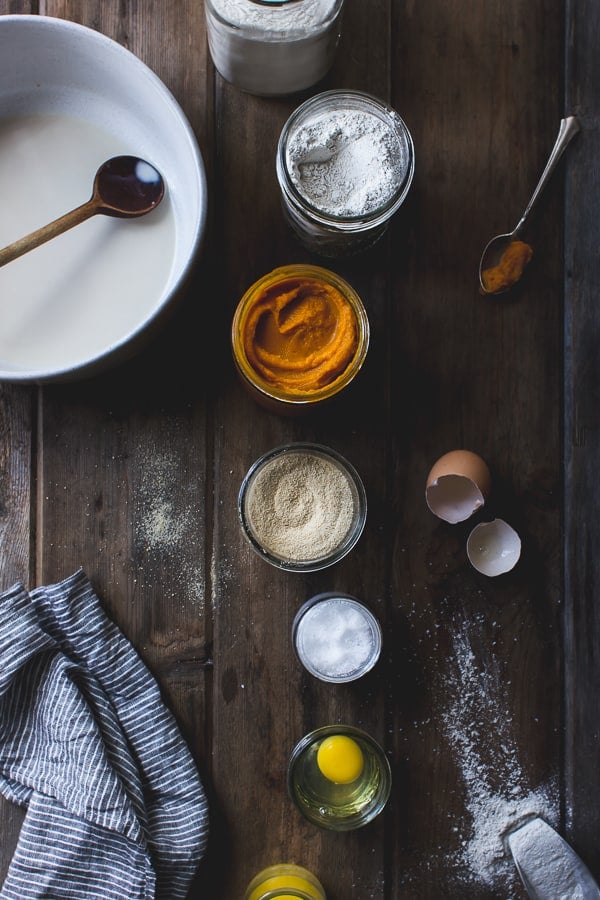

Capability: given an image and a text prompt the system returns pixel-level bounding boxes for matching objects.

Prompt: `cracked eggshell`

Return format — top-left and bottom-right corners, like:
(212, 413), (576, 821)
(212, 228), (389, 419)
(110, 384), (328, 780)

(425, 450), (491, 524)
(466, 518), (521, 576)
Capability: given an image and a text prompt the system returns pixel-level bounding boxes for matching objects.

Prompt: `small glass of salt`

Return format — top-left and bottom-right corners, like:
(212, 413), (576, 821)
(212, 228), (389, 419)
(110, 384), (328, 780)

(292, 592), (382, 683)
(276, 89), (415, 256)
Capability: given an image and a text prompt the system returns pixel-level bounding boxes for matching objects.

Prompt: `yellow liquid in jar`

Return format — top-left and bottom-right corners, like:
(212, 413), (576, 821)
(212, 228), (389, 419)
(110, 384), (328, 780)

(245, 864), (326, 900)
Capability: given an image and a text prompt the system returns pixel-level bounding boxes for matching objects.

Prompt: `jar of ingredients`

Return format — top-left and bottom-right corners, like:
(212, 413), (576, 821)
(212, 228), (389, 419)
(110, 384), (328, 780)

(238, 442), (367, 572)
(292, 592), (382, 683)
(276, 89), (415, 256)
(288, 725), (392, 831)
(244, 863), (327, 900)
(231, 263), (369, 415)
(204, 0), (345, 97)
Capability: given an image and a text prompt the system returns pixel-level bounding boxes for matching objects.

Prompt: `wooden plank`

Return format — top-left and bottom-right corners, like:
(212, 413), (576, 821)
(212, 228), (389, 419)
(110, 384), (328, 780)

(208, 1), (394, 895)
(564, 0), (600, 882)
(0, 2), (213, 895)
(0, 384), (34, 882)
(0, 0), (592, 897)
(386, 1), (564, 895)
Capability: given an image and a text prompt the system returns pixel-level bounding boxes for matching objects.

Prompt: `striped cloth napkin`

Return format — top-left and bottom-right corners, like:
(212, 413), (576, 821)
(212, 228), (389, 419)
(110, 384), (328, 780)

(0, 569), (209, 899)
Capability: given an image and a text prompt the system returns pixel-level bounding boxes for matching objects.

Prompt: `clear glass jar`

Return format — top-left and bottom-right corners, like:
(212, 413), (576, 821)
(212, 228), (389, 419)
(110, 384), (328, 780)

(244, 863), (326, 900)
(205, 0), (345, 97)
(238, 443), (367, 572)
(231, 263), (369, 415)
(287, 725), (392, 831)
(292, 592), (382, 683)
(276, 89), (415, 256)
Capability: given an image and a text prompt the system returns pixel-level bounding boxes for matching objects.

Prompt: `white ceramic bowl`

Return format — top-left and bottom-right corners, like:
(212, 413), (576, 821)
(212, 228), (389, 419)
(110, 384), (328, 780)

(0, 15), (207, 382)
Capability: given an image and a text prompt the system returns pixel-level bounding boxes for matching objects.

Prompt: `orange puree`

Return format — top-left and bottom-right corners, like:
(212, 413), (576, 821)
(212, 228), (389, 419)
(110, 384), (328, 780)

(243, 276), (358, 396)
(481, 240), (533, 294)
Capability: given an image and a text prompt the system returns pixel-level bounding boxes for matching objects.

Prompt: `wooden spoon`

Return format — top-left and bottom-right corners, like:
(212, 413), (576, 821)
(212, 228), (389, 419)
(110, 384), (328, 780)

(0, 155), (164, 268)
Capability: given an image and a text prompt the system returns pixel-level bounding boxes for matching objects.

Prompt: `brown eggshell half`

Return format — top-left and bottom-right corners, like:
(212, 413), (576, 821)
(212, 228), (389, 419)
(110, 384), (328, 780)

(425, 449), (492, 524)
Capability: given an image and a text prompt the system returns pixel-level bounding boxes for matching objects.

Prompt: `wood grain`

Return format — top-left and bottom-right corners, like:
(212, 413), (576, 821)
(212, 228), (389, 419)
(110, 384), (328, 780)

(0, 1), (597, 897)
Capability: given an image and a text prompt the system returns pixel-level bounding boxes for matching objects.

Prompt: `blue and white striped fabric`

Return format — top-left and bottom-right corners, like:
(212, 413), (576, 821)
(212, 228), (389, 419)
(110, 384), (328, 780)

(0, 569), (209, 899)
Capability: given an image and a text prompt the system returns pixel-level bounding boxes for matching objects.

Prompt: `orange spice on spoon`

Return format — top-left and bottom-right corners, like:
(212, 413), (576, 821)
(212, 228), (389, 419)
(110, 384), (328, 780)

(480, 239), (533, 295)
(478, 117), (580, 296)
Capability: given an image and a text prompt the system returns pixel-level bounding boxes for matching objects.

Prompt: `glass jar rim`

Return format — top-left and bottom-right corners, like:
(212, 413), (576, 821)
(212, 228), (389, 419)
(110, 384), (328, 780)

(287, 724), (392, 830)
(250, 892), (318, 900)
(292, 592), (382, 682)
(277, 88), (415, 228)
(244, 861), (326, 900)
(238, 442), (367, 572)
(206, 0), (345, 36)
(231, 263), (370, 407)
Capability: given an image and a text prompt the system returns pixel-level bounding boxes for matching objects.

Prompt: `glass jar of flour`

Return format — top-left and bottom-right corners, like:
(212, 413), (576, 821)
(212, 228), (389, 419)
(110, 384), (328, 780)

(276, 89), (415, 256)
(204, 0), (345, 96)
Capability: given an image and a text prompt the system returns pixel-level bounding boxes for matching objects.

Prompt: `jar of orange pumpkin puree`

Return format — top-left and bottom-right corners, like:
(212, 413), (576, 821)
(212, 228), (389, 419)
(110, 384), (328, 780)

(244, 863), (327, 900)
(231, 264), (369, 414)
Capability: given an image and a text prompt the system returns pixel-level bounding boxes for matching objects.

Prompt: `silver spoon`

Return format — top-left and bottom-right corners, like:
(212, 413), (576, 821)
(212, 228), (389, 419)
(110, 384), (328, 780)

(0, 155), (165, 268)
(478, 116), (580, 294)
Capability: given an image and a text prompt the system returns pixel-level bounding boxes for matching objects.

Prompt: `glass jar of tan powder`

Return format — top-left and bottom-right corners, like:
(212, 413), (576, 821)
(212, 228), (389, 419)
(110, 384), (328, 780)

(238, 442), (367, 572)
(231, 264), (369, 415)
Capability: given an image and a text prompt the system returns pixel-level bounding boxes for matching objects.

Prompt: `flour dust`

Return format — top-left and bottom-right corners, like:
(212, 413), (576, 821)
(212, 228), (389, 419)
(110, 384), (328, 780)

(134, 447), (204, 610)
(438, 615), (559, 895)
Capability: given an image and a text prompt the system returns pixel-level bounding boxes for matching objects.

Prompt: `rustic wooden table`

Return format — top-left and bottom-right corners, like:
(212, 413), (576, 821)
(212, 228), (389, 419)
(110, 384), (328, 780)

(1, 2), (599, 898)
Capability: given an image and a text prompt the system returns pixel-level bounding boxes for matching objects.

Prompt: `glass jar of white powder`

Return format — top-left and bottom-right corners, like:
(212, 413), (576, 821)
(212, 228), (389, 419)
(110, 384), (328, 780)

(204, 0), (345, 97)
(292, 592), (382, 683)
(276, 89), (415, 256)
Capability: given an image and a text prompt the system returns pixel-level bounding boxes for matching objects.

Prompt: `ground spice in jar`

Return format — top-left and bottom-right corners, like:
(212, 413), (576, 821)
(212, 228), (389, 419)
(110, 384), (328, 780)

(243, 449), (356, 563)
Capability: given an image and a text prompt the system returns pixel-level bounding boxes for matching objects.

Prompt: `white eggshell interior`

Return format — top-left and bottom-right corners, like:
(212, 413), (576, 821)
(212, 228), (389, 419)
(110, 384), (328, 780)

(466, 519), (522, 576)
(426, 474), (486, 524)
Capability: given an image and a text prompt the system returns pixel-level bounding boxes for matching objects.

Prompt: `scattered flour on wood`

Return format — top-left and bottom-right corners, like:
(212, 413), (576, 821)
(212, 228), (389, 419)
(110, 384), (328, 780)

(134, 449), (204, 608)
(440, 622), (559, 894)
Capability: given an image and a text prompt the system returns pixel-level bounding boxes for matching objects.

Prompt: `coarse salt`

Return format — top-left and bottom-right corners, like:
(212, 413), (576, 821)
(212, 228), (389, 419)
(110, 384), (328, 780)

(293, 594), (382, 682)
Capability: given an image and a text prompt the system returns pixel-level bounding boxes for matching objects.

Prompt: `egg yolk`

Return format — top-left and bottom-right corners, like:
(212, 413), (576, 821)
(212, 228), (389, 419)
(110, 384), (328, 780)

(316, 734), (364, 784)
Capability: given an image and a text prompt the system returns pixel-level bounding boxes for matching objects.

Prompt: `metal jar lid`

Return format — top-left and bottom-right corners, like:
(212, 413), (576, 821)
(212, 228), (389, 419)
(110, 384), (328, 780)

(292, 591), (382, 683)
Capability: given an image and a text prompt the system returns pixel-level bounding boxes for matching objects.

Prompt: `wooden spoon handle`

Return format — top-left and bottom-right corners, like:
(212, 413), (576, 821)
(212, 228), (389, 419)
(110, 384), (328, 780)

(0, 199), (99, 268)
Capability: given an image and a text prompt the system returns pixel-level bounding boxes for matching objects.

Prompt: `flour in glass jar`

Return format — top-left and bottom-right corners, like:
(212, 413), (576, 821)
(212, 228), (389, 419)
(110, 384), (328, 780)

(205, 0), (344, 96)
(286, 106), (409, 217)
